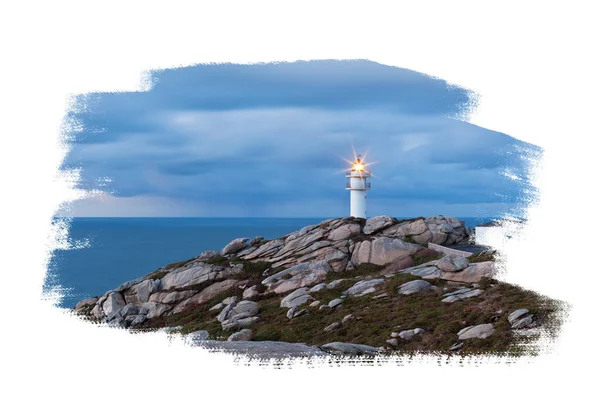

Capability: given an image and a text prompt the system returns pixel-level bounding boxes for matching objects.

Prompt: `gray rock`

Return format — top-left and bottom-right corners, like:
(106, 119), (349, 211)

(344, 279), (385, 297)
(437, 255), (469, 272)
(222, 296), (239, 305)
(350, 241), (372, 265)
(183, 330), (210, 344)
(363, 216), (395, 235)
(327, 224), (361, 241)
(327, 279), (346, 289)
(209, 303), (224, 311)
(170, 279), (239, 314)
(74, 297), (98, 310)
(102, 292), (126, 316)
(242, 239), (284, 260)
(280, 288), (314, 308)
(243, 285), (259, 299)
(441, 223), (454, 234)
(221, 238), (249, 255)
(328, 298), (343, 308)
(233, 316), (260, 328)
(225, 301), (260, 322)
(250, 236), (264, 246)
(262, 260), (331, 294)
(508, 309), (530, 324)
(287, 307), (309, 320)
(309, 300), (321, 307)
(217, 303), (235, 323)
(196, 250), (220, 261)
(192, 340), (326, 358)
(319, 305), (330, 311)
(386, 338), (399, 347)
(397, 328), (425, 340)
(449, 342), (463, 351)
(228, 329), (253, 341)
(160, 264), (220, 291)
(310, 283), (328, 293)
(439, 261), (495, 283)
(457, 324), (495, 340)
(324, 322), (342, 332)
(320, 342), (379, 356)
(149, 290), (197, 304)
(397, 280), (436, 295)
(119, 304), (140, 318)
(142, 302), (172, 319)
(129, 315), (146, 327)
(341, 314), (355, 324)
(441, 288), (483, 303)
(369, 237), (422, 265)
(512, 315), (534, 329)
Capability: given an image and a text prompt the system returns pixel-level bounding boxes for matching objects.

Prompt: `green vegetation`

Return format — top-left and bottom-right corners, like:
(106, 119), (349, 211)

(139, 270), (565, 357)
(326, 263), (386, 280)
(468, 251), (496, 263)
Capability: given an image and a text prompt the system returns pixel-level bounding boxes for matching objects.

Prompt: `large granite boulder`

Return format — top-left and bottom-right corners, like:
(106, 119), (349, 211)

(363, 216), (395, 235)
(221, 238), (249, 255)
(368, 237), (421, 265)
(327, 223), (361, 241)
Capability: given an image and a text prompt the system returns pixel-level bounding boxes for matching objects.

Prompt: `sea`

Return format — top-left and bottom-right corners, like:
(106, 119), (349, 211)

(47, 217), (493, 308)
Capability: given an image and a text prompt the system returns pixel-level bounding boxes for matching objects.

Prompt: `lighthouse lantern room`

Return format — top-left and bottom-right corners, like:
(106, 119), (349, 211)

(346, 155), (371, 218)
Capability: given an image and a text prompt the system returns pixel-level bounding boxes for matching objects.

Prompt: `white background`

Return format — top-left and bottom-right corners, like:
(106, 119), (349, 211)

(1, 1), (598, 399)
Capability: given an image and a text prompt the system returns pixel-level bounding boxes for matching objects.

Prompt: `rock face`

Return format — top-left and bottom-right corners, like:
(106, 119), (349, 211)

(72, 214), (510, 358)
(221, 238), (249, 255)
(363, 216), (395, 235)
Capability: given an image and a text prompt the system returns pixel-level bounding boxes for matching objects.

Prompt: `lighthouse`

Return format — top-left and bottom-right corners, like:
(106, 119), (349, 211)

(346, 155), (371, 218)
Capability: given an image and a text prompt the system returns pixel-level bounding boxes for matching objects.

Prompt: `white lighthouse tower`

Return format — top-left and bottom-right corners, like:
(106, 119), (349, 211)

(346, 155), (371, 218)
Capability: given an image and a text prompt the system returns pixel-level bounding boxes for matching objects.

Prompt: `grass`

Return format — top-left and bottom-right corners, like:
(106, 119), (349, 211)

(135, 270), (566, 357)
(326, 263), (387, 280)
(411, 248), (444, 266)
(468, 251), (496, 263)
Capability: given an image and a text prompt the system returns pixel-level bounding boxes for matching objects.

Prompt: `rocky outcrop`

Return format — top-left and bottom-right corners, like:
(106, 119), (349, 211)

(403, 259), (495, 284)
(73, 214), (542, 359)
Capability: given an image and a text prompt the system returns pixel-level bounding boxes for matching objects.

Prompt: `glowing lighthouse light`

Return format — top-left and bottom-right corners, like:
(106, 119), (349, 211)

(346, 154), (372, 218)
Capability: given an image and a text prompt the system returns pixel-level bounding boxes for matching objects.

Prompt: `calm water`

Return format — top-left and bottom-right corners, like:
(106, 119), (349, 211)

(48, 217), (492, 308)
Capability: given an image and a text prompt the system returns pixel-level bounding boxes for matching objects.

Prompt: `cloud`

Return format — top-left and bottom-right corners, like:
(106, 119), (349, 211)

(61, 60), (539, 217)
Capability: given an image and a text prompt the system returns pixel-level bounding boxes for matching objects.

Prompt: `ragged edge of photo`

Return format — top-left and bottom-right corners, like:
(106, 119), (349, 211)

(6, 1), (596, 399)
(45, 57), (568, 367)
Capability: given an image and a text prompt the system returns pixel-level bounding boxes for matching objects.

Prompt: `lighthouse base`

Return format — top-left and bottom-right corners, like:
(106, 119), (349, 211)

(350, 190), (367, 219)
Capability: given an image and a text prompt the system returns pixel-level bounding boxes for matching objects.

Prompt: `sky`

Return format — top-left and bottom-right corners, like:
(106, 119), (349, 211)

(61, 60), (541, 218)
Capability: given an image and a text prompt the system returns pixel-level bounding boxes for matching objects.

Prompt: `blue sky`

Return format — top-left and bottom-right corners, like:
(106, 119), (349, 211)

(61, 60), (540, 218)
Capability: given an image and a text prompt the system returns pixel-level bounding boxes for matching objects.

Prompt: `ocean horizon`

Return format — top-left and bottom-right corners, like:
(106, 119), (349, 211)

(47, 216), (494, 308)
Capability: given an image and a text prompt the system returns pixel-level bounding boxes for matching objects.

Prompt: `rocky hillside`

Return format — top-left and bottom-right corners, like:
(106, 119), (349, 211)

(73, 215), (564, 358)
